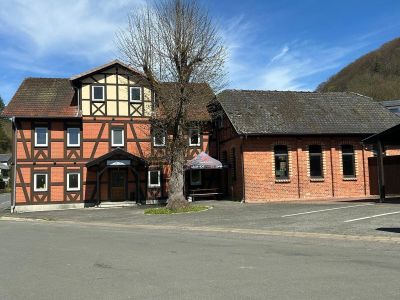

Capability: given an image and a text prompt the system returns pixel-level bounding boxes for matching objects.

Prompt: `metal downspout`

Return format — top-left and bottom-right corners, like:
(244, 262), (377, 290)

(11, 117), (17, 213)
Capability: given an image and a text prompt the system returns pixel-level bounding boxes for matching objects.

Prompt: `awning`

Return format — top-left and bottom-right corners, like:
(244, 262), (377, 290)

(185, 152), (223, 170)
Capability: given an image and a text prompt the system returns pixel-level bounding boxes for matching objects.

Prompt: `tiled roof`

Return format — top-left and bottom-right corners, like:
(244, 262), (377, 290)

(0, 153), (11, 162)
(215, 90), (400, 135)
(157, 83), (215, 121)
(70, 59), (145, 81)
(2, 78), (78, 118)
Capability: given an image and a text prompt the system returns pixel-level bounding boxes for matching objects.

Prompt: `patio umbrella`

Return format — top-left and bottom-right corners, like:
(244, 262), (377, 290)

(185, 152), (223, 170)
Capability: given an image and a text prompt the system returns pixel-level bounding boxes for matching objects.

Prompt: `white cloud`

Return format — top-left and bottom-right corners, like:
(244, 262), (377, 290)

(256, 41), (368, 91)
(0, 0), (144, 63)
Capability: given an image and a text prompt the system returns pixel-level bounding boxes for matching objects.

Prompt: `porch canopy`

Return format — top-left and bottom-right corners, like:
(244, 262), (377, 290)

(185, 152), (223, 170)
(363, 123), (400, 202)
(86, 148), (148, 204)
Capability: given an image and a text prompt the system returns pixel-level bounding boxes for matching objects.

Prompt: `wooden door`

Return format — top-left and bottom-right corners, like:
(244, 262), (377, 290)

(110, 169), (127, 201)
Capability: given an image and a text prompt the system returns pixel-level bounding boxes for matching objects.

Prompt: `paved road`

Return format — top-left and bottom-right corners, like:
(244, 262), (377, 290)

(0, 219), (400, 300)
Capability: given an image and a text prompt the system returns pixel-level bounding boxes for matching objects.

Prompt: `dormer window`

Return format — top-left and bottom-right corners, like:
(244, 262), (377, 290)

(92, 86), (105, 101)
(130, 87), (142, 103)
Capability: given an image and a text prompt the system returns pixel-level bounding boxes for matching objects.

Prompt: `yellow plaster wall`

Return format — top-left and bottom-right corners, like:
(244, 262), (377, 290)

(119, 101), (129, 116)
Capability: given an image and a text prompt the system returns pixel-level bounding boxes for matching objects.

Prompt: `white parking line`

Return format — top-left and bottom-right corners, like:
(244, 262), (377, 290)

(344, 211), (400, 223)
(281, 204), (374, 217)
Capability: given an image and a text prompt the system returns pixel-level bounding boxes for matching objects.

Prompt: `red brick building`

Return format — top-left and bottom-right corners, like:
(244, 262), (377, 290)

(2, 61), (214, 212)
(208, 90), (400, 202)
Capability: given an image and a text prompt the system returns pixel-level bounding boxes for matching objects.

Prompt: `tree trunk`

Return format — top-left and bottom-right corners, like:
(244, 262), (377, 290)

(166, 143), (189, 210)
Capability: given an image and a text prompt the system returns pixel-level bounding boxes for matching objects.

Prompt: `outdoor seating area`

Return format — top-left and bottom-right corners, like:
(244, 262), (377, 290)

(184, 152), (226, 201)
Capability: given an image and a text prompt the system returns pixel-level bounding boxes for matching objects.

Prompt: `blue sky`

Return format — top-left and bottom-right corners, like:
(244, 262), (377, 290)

(1, 0), (400, 103)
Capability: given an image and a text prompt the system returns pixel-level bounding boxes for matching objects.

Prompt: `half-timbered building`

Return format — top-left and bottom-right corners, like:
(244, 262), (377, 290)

(3, 60), (214, 212)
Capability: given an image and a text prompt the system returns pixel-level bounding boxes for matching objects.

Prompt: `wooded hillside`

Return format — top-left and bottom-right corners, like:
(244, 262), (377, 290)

(317, 38), (400, 101)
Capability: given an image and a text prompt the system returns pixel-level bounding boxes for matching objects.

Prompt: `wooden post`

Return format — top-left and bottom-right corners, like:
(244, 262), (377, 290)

(96, 170), (100, 205)
(377, 140), (385, 203)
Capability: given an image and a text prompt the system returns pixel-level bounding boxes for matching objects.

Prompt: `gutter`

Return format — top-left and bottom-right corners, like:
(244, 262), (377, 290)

(11, 117), (16, 213)
(241, 135), (246, 203)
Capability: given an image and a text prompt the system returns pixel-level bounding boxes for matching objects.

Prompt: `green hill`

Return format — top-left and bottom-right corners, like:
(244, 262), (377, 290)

(317, 38), (400, 101)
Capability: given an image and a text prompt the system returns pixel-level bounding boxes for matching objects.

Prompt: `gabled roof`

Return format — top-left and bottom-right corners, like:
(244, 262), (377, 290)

(86, 148), (148, 168)
(70, 59), (145, 81)
(214, 90), (400, 135)
(2, 78), (78, 118)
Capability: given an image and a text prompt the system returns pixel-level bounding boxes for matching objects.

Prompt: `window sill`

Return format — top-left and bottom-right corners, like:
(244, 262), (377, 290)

(275, 179), (290, 183)
(34, 145), (48, 148)
(92, 99), (105, 102)
(67, 145), (80, 148)
(148, 185), (161, 189)
(310, 178), (324, 182)
(130, 100), (143, 104)
(343, 177), (357, 181)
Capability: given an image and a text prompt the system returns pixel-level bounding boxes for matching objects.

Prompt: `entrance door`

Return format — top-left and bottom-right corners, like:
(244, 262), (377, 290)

(110, 169), (127, 201)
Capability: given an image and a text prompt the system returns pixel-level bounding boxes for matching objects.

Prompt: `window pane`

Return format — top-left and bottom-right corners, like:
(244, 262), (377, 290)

(68, 174), (79, 189)
(93, 86), (104, 100)
(68, 128), (80, 146)
(343, 155), (355, 176)
(190, 129), (199, 145)
(149, 171), (159, 185)
(130, 88), (141, 101)
(309, 145), (323, 178)
(342, 145), (355, 177)
(154, 130), (165, 146)
(112, 129), (123, 146)
(310, 155), (323, 177)
(36, 128), (47, 145)
(36, 174), (46, 190)
(274, 145), (288, 179)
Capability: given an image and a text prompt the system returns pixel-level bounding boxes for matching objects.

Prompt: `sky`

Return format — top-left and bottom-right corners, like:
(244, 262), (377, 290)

(1, 0), (400, 103)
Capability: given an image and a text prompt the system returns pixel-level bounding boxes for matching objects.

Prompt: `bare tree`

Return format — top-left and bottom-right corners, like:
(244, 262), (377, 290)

(117, 0), (226, 209)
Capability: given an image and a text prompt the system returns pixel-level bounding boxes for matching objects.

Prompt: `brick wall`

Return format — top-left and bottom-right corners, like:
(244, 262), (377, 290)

(217, 132), (377, 202)
(241, 136), (372, 202)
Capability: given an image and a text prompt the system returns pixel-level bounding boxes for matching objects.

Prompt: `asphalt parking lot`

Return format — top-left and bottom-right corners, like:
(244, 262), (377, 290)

(2, 198), (400, 240)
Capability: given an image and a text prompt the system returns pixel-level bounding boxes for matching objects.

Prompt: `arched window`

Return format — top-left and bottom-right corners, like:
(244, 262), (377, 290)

(274, 145), (289, 179)
(341, 145), (356, 178)
(309, 145), (323, 178)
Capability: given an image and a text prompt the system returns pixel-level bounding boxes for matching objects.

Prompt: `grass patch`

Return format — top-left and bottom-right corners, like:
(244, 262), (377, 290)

(144, 205), (208, 215)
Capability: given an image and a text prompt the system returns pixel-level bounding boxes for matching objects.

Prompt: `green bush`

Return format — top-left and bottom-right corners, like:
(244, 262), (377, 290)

(144, 205), (208, 215)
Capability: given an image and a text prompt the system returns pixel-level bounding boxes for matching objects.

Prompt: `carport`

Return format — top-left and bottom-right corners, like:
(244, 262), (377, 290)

(363, 123), (400, 202)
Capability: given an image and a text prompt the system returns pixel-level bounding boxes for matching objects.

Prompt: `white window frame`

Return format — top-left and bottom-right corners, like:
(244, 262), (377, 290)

(153, 131), (166, 147)
(34, 173), (48, 192)
(111, 128), (124, 147)
(189, 128), (200, 146)
(190, 170), (202, 186)
(34, 127), (48, 147)
(148, 170), (161, 188)
(130, 87), (142, 103)
(67, 128), (80, 147)
(67, 172), (80, 192)
(92, 85), (105, 102)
